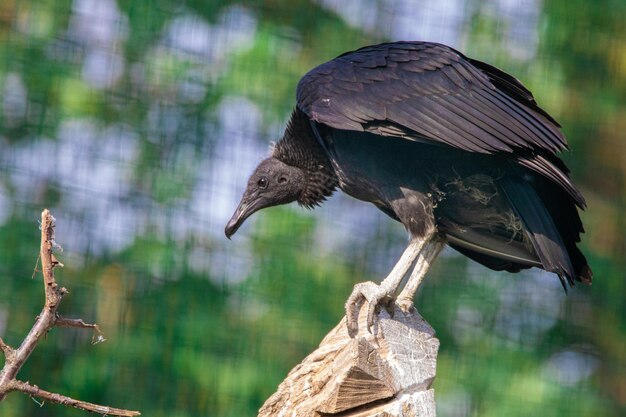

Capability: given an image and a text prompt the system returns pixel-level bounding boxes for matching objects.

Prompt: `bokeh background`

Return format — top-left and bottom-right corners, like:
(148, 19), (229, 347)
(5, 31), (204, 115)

(0, 0), (624, 416)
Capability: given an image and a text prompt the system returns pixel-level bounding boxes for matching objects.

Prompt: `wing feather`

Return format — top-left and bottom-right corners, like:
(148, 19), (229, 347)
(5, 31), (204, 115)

(430, 95), (520, 149)
(297, 41), (567, 155)
(296, 41), (578, 201)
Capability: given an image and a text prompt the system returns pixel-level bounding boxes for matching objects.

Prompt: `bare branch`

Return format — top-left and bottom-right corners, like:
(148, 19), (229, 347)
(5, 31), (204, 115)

(56, 317), (106, 345)
(0, 338), (14, 358)
(0, 209), (140, 415)
(6, 380), (140, 417)
(40, 209), (67, 307)
(0, 210), (62, 396)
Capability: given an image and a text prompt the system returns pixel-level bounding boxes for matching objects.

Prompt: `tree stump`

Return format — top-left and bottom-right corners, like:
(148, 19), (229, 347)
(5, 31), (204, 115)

(258, 305), (439, 417)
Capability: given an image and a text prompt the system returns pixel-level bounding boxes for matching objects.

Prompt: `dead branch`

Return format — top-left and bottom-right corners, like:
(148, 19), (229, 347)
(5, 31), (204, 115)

(56, 318), (106, 345)
(0, 209), (140, 416)
(5, 380), (140, 416)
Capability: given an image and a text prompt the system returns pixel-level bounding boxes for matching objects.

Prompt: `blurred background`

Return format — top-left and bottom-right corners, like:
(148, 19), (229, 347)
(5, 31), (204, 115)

(0, 0), (624, 416)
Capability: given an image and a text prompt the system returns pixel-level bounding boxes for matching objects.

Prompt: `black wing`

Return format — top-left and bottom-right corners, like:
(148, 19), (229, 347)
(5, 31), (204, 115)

(296, 42), (584, 206)
(297, 41), (565, 154)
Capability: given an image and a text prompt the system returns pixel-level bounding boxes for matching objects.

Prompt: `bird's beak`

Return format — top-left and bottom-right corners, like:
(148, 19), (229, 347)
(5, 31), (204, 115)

(225, 197), (259, 239)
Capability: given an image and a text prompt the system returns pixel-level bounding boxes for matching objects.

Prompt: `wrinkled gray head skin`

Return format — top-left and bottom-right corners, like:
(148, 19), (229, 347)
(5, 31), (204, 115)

(225, 157), (306, 238)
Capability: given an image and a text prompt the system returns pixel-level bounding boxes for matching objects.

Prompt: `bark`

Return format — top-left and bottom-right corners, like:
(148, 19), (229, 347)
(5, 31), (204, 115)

(258, 305), (439, 417)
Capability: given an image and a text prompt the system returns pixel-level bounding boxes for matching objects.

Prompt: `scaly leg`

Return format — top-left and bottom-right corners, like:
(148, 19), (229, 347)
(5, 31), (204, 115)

(345, 236), (432, 337)
(396, 239), (445, 313)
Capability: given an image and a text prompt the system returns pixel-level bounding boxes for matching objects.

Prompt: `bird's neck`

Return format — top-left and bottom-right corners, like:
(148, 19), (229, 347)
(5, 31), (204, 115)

(273, 108), (338, 208)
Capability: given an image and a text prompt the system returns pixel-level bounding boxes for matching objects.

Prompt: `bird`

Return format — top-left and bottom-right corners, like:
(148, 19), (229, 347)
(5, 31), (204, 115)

(225, 41), (592, 336)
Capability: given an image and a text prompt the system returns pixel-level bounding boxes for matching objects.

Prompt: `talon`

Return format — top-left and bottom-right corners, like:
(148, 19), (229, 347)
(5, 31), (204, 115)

(345, 281), (394, 337)
(346, 304), (360, 338)
(347, 319), (358, 338)
(367, 299), (378, 333)
(345, 286), (365, 337)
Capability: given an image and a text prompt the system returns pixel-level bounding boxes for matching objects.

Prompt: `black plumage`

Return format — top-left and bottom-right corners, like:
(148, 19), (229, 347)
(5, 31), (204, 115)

(225, 41), (592, 335)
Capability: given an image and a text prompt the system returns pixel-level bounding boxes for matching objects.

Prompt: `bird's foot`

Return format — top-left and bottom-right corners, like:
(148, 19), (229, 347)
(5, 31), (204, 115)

(345, 281), (395, 338)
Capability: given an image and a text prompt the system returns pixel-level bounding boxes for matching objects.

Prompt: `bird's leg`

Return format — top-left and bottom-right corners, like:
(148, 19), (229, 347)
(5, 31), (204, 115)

(345, 238), (429, 337)
(396, 239), (445, 313)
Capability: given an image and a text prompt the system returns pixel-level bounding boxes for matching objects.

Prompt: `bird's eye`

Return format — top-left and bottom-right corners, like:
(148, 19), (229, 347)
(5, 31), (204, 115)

(278, 177), (287, 184)
(258, 177), (268, 189)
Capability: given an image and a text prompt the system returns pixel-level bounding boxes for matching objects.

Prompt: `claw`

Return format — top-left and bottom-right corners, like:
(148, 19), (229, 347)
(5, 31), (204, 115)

(345, 296), (361, 337)
(366, 296), (378, 333)
(345, 281), (394, 337)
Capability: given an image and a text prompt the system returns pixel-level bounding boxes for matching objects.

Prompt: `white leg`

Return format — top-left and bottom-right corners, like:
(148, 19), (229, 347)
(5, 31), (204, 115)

(345, 237), (431, 337)
(396, 239), (444, 312)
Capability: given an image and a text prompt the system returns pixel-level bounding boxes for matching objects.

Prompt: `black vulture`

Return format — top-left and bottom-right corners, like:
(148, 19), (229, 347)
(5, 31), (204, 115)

(225, 41), (592, 336)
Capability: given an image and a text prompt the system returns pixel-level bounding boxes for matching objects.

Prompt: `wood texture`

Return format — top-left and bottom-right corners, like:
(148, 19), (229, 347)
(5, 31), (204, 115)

(258, 306), (439, 417)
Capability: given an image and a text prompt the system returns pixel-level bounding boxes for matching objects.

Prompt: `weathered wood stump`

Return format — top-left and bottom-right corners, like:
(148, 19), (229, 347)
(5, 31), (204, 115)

(258, 305), (439, 417)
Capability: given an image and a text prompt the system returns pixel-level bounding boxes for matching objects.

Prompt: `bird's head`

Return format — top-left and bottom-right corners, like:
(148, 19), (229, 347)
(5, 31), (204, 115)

(225, 157), (306, 238)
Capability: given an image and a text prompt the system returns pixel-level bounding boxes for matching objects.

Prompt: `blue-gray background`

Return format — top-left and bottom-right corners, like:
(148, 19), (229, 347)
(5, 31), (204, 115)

(0, 0), (624, 416)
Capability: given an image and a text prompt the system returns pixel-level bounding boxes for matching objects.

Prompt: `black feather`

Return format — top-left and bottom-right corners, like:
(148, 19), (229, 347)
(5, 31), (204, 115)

(500, 177), (576, 287)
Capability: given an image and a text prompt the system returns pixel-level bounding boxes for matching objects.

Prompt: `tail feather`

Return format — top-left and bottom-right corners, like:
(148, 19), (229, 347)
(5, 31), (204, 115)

(532, 174), (593, 284)
(500, 177), (576, 288)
